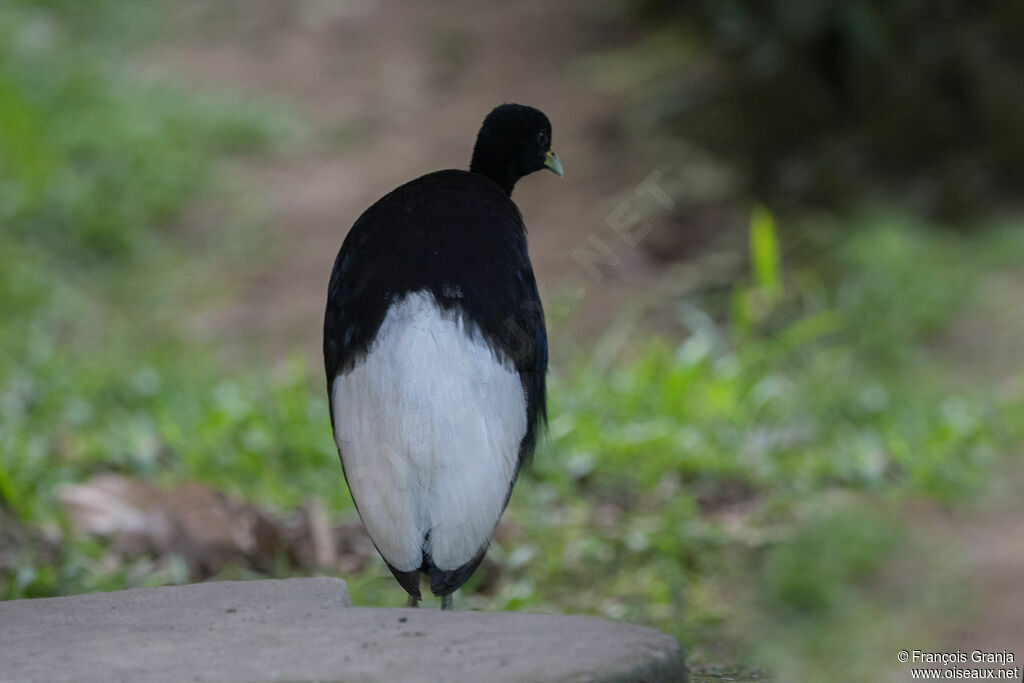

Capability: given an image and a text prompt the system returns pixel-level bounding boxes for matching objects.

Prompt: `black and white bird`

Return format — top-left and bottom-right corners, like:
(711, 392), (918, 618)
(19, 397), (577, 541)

(323, 104), (561, 609)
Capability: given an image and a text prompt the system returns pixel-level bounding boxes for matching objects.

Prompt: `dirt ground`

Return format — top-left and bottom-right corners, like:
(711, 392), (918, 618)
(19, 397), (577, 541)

(941, 486), (1024, 655)
(930, 273), (1024, 663)
(145, 0), (1023, 674)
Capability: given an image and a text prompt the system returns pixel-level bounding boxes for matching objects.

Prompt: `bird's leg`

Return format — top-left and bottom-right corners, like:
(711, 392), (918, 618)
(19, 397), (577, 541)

(440, 594), (453, 611)
(406, 595), (420, 608)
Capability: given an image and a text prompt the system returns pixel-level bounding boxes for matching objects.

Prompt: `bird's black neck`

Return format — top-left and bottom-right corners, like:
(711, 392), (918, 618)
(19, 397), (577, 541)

(469, 149), (517, 196)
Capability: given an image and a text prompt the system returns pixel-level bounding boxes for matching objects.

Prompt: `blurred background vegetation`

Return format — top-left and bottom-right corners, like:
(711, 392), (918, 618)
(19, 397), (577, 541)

(2, 1), (1023, 680)
(623, 0), (1024, 220)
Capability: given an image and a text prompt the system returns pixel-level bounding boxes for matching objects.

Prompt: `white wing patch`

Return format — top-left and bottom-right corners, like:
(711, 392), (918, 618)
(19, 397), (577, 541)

(331, 291), (526, 572)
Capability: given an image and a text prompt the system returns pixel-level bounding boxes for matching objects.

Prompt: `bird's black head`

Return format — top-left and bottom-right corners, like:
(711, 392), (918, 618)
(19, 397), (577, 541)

(469, 103), (563, 196)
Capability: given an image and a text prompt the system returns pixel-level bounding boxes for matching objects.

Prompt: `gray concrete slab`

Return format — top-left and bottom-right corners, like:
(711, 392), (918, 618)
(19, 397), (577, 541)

(0, 577), (686, 682)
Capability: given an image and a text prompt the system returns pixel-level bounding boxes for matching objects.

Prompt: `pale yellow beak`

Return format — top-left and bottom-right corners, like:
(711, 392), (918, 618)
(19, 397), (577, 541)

(544, 149), (564, 176)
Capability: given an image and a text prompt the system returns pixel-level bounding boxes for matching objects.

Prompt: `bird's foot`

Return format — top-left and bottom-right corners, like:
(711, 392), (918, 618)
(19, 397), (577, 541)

(440, 594), (453, 611)
(406, 595), (420, 608)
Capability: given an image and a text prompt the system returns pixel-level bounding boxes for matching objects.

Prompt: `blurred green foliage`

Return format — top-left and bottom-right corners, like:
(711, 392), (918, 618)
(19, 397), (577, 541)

(0, 0), (279, 256)
(506, 215), (1024, 677)
(623, 0), (1024, 219)
(0, 0), (294, 595)
(546, 223), (1016, 506)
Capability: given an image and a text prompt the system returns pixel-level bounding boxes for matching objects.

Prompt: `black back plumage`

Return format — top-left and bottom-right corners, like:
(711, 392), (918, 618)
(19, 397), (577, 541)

(324, 169), (548, 467)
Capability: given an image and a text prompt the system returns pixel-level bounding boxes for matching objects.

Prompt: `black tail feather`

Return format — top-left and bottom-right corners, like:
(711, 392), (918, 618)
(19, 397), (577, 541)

(426, 545), (489, 598)
(384, 538), (491, 601)
(385, 562), (421, 601)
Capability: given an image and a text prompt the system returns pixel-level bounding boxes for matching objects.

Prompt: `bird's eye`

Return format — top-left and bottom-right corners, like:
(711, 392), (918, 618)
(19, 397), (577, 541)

(537, 131), (548, 147)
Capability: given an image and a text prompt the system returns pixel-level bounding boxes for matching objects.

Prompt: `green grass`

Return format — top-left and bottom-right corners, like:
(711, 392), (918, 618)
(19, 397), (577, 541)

(0, 3), (282, 258)
(0, 0), (301, 593)
(496, 218), (1024, 677)
(2, 4), (1024, 681)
